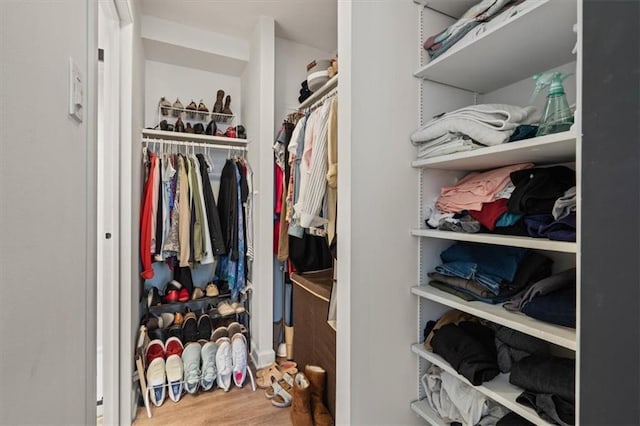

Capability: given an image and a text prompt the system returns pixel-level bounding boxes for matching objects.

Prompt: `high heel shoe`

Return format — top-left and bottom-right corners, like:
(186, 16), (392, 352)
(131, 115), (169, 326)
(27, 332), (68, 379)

(213, 90), (225, 113)
(159, 97), (171, 116)
(172, 98), (183, 117)
(185, 100), (197, 119)
(175, 117), (185, 133)
(222, 95), (233, 115)
(197, 99), (209, 119)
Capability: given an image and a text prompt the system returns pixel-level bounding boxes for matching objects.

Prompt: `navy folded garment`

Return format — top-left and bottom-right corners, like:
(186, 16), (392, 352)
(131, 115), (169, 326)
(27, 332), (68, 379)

(524, 213), (576, 242)
(521, 285), (576, 328)
(516, 392), (575, 426)
(439, 242), (529, 294)
(510, 355), (575, 403)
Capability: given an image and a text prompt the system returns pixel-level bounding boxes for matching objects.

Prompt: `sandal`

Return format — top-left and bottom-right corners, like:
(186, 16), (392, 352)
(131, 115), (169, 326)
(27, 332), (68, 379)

(269, 380), (292, 408)
(256, 365), (283, 389)
(265, 373), (294, 399)
(256, 360), (297, 378)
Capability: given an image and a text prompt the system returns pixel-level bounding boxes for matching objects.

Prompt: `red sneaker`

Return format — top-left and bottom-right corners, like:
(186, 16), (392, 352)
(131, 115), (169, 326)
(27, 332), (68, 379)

(225, 126), (237, 138)
(165, 289), (179, 304)
(145, 339), (165, 365)
(164, 336), (184, 357)
(178, 288), (190, 302)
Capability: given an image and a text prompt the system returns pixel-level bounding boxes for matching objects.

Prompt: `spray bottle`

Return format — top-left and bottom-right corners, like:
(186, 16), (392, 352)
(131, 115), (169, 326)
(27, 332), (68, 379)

(530, 72), (574, 137)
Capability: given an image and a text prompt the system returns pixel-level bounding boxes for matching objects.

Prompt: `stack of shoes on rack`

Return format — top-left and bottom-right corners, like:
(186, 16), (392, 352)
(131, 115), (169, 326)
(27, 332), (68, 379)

(155, 92), (237, 135)
(298, 80), (312, 103)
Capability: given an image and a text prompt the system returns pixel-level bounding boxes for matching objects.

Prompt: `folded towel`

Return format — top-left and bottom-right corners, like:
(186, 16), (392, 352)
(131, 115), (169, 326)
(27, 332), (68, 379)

(411, 104), (538, 146)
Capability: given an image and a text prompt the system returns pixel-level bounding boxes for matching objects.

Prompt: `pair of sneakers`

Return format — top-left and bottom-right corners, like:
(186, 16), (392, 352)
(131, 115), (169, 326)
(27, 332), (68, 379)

(211, 322), (248, 392)
(145, 337), (185, 406)
(182, 340), (220, 394)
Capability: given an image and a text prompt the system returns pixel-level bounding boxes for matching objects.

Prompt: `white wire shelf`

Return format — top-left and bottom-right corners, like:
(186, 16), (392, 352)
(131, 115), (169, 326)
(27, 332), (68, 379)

(159, 105), (236, 124)
(142, 129), (249, 147)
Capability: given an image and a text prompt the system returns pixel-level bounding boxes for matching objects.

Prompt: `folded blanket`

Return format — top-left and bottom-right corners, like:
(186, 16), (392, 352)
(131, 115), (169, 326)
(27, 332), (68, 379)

(411, 104), (538, 146)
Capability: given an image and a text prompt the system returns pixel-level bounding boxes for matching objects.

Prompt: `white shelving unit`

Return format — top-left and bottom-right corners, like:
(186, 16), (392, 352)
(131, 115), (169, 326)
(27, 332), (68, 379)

(415, 0), (577, 93)
(410, 1), (579, 424)
(409, 399), (448, 426)
(412, 285), (576, 350)
(412, 344), (554, 425)
(411, 229), (577, 253)
(412, 131), (576, 171)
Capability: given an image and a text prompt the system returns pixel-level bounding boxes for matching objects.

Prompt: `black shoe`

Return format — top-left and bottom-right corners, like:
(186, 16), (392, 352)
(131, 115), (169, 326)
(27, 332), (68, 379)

(169, 324), (183, 342)
(159, 119), (169, 131)
(149, 327), (168, 343)
(237, 125), (246, 139)
(197, 313), (212, 341)
(175, 117), (185, 132)
(194, 123), (205, 134)
(147, 287), (161, 308)
(205, 120), (217, 136)
(182, 313), (198, 343)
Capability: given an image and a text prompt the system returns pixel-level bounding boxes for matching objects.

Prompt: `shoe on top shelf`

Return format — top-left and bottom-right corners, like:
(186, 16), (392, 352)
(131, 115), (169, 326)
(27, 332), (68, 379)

(215, 336), (233, 392)
(200, 341), (219, 391)
(147, 287), (161, 308)
(192, 287), (205, 300)
(205, 283), (219, 297)
(182, 342), (202, 395)
(146, 357), (167, 407)
(177, 288), (190, 302)
(165, 354), (184, 402)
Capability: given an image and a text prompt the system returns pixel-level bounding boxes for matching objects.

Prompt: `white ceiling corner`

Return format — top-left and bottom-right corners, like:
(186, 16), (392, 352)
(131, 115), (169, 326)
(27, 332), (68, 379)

(141, 0), (338, 53)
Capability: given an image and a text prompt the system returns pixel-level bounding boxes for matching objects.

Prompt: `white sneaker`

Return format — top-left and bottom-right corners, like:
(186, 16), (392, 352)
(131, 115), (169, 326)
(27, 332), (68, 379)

(165, 354), (183, 402)
(182, 342), (201, 394)
(146, 357), (166, 407)
(231, 333), (247, 387)
(215, 337), (233, 391)
(200, 341), (218, 391)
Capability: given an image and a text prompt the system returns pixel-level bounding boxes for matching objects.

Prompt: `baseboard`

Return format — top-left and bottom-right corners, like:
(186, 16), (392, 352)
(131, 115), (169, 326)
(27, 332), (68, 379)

(250, 344), (275, 369)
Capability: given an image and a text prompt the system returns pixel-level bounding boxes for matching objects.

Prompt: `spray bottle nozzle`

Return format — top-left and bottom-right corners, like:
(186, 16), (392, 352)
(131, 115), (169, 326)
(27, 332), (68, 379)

(530, 72), (572, 104)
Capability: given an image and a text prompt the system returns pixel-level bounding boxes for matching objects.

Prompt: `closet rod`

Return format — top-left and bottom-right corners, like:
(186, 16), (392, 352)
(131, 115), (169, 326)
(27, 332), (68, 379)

(141, 137), (248, 152)
(302, 89), (337, 113)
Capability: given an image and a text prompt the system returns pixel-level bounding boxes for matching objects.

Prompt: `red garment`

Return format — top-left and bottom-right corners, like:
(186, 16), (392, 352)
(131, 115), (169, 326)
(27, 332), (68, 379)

(274, 164), (285, 253)
(469, 198), (509, 231)
(140, 153), (157, 279)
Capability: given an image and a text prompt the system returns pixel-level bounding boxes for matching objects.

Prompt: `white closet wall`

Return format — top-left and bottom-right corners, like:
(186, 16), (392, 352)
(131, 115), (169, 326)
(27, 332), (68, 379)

(336, 1), (422, 424)
(274, 37), (334, 130)
(241, 16), (277, 368)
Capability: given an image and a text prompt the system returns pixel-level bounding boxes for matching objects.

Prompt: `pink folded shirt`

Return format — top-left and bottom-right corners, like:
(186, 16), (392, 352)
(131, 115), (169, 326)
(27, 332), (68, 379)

(436, 163), (534, 213)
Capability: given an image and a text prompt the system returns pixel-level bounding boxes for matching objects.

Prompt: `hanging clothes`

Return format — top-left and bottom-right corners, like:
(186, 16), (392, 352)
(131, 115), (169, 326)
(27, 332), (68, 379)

(196, 153), (226, 256)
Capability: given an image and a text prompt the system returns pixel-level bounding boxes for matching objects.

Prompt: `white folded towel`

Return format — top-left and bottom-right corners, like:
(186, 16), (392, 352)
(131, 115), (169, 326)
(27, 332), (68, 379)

(411, 104), (537, 146)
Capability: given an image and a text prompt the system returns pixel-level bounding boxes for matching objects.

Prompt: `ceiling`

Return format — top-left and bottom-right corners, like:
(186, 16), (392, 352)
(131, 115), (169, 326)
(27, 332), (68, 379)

(141, 0), (338, 53)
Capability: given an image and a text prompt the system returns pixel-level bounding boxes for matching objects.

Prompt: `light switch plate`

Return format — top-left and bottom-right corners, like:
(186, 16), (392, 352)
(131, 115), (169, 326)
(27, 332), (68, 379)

(69, 57), (83, 122)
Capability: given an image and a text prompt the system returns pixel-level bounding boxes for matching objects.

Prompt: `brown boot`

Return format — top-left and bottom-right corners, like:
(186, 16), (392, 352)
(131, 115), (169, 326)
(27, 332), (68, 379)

(213, 90), (224, 113)
(222, 95), (233, 115)
(305, 365), (334, 426)
(290, 373), (313, 426)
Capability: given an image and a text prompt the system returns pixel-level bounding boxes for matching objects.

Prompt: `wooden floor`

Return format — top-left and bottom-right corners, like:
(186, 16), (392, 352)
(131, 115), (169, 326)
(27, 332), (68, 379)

(133, 383), (291, 426)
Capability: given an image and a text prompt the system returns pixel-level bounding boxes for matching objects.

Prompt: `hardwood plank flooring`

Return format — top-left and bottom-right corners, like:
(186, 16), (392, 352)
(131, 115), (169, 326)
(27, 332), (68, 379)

(133, 384), (291, 426)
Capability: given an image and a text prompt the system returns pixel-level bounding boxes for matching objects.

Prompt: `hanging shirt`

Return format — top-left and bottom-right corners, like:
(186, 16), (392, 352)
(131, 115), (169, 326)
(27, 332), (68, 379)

(192, 154), (214, 265)
(140, 151), (157, 279)
(177, 155), (191, 267)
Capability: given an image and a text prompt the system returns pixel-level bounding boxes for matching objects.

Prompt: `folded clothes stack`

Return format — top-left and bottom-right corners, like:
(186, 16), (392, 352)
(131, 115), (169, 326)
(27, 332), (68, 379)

(510, 355), (575, 426)
(424, 163), (577, 242)
(428, 242), (553, 305)
(423, 0), (530, 60)
(411, 104), (539, 159)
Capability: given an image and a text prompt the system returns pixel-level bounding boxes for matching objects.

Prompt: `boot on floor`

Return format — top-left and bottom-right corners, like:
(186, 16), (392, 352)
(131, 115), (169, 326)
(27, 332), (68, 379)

(305, 365), (334, 426)
(290, 373), (313, 426)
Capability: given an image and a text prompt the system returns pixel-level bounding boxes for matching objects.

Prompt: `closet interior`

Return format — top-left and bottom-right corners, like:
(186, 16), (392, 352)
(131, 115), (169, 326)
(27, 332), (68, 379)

(410, 1), (579, 425)
(129, 4), (339, 421)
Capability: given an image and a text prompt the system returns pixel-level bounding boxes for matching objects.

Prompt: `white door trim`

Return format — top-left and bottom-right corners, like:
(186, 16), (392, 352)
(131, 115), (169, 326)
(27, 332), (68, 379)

(98, 1), (122, 424)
